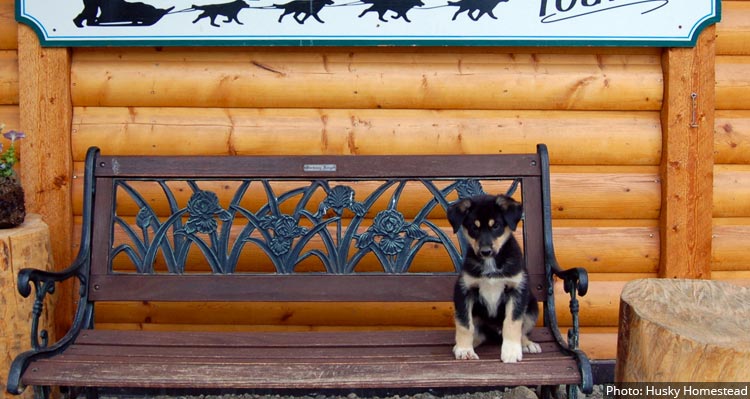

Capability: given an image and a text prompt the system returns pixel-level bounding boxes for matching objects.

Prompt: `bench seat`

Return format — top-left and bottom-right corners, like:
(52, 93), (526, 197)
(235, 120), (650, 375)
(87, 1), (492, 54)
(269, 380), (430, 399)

(24, 329), (581, 390)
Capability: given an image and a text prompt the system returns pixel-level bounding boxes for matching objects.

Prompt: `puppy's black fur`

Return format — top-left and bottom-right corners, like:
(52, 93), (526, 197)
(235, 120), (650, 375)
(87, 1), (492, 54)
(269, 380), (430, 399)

(448, 194), (540, 363)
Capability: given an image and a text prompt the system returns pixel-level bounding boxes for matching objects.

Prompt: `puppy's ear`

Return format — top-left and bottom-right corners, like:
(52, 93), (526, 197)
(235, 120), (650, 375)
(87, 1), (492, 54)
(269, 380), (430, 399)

(447, 198), (472, 233)
(496, 195), (523, 231)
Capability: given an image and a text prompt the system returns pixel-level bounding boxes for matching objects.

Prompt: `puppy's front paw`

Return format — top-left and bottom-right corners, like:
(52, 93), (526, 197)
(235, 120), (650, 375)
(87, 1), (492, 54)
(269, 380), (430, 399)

(501, 340), (523, 363)
(453, 345), (480, 360)
(523, 340), (542, 354)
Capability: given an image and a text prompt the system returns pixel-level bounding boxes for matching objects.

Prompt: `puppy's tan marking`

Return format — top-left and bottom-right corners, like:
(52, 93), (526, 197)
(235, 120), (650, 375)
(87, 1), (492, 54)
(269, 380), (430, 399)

(501, 299), (524, 363)
(462, 226), (513, 258)
(453, 318), (479, 360)
(492, 226), (513, 254)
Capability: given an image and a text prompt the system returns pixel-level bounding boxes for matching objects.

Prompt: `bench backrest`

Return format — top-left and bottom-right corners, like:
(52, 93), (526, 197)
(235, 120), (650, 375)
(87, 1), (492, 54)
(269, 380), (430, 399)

(81, 146), (553, 304)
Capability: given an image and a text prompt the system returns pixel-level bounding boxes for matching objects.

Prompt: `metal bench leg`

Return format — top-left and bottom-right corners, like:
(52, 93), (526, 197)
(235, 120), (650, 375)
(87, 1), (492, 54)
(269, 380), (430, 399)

(32, 386), (50, 399)
(566, 384), (579, 399)
(62, 387), (98, 399)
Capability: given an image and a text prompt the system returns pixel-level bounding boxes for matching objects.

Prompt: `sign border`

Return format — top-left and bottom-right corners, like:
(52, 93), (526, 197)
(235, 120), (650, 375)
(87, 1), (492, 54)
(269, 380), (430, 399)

(15, 0), (722, 47)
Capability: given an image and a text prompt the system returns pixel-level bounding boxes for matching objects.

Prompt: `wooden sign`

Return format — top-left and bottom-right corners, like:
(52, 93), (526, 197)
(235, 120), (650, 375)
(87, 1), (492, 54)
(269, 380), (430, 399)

(16, 0), (720, 46)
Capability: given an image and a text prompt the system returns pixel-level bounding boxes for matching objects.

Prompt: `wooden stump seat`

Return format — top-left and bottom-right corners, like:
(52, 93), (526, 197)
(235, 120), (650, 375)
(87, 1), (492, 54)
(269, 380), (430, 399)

(617, 278), (750, 382)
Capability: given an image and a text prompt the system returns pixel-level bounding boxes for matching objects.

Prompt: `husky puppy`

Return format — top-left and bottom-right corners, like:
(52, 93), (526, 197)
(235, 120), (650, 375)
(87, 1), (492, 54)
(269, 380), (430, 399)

(448, 194), (541, 363)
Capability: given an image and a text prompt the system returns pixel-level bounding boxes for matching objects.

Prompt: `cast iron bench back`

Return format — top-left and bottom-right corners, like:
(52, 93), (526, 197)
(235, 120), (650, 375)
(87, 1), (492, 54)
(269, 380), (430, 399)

(85, 149), (551, 306)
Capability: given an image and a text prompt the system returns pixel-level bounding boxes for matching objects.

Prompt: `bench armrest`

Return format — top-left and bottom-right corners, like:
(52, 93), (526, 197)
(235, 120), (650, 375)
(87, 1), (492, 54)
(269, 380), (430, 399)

(552, 264), (589, 297)
(7, 256), (93, 395)
(547, 256), (593, 396)
(7, 149), (99, 395)
(547, 254), (588, 349)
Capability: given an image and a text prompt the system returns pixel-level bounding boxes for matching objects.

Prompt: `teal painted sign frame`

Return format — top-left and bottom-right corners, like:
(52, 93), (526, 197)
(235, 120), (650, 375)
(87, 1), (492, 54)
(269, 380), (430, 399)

(17, 0), (721, 47)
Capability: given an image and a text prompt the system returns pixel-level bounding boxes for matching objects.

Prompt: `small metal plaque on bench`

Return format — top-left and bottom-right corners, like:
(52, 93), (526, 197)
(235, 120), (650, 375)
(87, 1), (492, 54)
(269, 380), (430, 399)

(304, 164), (337, 172)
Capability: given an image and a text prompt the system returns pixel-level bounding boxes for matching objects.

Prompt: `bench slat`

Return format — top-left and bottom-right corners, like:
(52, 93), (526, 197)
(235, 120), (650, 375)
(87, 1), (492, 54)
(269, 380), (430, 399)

(72, 329), (557, 348)
(89, 274), (547, 302)
(23, 327), (581, 389)
(61, 343), (568, 362)
(25, 360), (581, 389)
(95, 154), (542, 179)
(24, 330), (580, 389)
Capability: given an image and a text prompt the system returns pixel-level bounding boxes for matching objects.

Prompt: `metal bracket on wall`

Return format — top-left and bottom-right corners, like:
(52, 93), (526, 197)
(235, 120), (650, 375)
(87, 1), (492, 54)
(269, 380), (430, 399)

(690, 92), (699, 128)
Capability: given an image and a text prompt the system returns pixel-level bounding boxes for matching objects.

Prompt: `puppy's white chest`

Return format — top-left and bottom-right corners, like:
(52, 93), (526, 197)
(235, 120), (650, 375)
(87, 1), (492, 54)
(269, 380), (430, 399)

(477, 279), (505, 317)
(462, 274), (508, 317)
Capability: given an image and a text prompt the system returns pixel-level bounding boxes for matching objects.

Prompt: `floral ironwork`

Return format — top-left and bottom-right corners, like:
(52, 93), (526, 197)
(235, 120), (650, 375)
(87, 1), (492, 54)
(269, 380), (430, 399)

(456, 179), (484, 199)
(317, 185), (366, 217)
(107, 178), (521, 275)
(183, 191), (232, 235)
(259, 214), (309, 256)
(356, 209), (427, 256)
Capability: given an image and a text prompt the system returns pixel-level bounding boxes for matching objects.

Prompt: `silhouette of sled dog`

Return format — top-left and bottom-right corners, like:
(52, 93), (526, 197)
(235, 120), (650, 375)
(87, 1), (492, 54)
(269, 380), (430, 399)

(358, 0), (425, 22)
(447, 0), (508, 21)
(274, 0), (334, 24)
(192, 0), (250, 27)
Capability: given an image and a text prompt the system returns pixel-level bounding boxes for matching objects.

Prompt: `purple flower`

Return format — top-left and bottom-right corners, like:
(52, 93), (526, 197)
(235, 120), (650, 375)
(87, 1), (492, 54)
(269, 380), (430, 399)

(3, 130), (26, 144)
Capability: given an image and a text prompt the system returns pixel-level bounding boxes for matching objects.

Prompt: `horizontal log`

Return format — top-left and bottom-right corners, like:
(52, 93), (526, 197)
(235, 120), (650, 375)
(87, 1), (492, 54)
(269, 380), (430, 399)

(716, 1), (750, 55)
(554, 279), (628, 328)
(0, 105), (19, 129)
(71, 107), (662, 165)
(713, 165), (750, 217)
(72, 47), (662, 63)
(71, 163), (660, 220)
(715, 110), (750, 164)
(552, 227), (659, 274)
(712, 223), (750, 271)
(549, 171), (660, 220)
(576, 327), (617, 360)
(0, 50), (18, 105)
(711, 272), (750, 286)
(70, 52), (663, 110)
(715, 56), (750, 110)
(0, 0), (15, 50)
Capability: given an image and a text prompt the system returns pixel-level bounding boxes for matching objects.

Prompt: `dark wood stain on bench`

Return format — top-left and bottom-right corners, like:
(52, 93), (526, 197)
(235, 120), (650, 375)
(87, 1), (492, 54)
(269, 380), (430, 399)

(7, 144), (591, 399)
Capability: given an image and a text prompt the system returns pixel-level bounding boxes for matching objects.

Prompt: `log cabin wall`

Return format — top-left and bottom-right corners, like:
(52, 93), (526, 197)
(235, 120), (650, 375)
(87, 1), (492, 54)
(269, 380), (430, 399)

(714, 0), (750, 283)
(68, 46), (663, 360)
(7, 1), (744, 364)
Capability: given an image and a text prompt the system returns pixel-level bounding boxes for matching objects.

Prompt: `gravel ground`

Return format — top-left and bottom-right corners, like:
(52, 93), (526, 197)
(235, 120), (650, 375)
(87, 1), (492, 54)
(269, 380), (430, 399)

(100, 385), (606, 399)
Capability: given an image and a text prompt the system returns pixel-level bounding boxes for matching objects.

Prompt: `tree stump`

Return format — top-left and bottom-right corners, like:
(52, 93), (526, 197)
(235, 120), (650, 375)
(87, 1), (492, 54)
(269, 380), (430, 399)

(616, 278), (750, 382)
(0, 215), (54, 398)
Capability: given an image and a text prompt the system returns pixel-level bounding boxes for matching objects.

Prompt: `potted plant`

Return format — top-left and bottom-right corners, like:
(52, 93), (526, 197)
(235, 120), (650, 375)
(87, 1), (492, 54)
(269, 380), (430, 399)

(0, 124), (26, 228)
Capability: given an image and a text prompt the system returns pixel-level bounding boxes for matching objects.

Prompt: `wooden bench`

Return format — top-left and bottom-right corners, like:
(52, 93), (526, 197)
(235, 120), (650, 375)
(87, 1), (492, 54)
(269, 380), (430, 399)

(7, 144), (592, 398)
